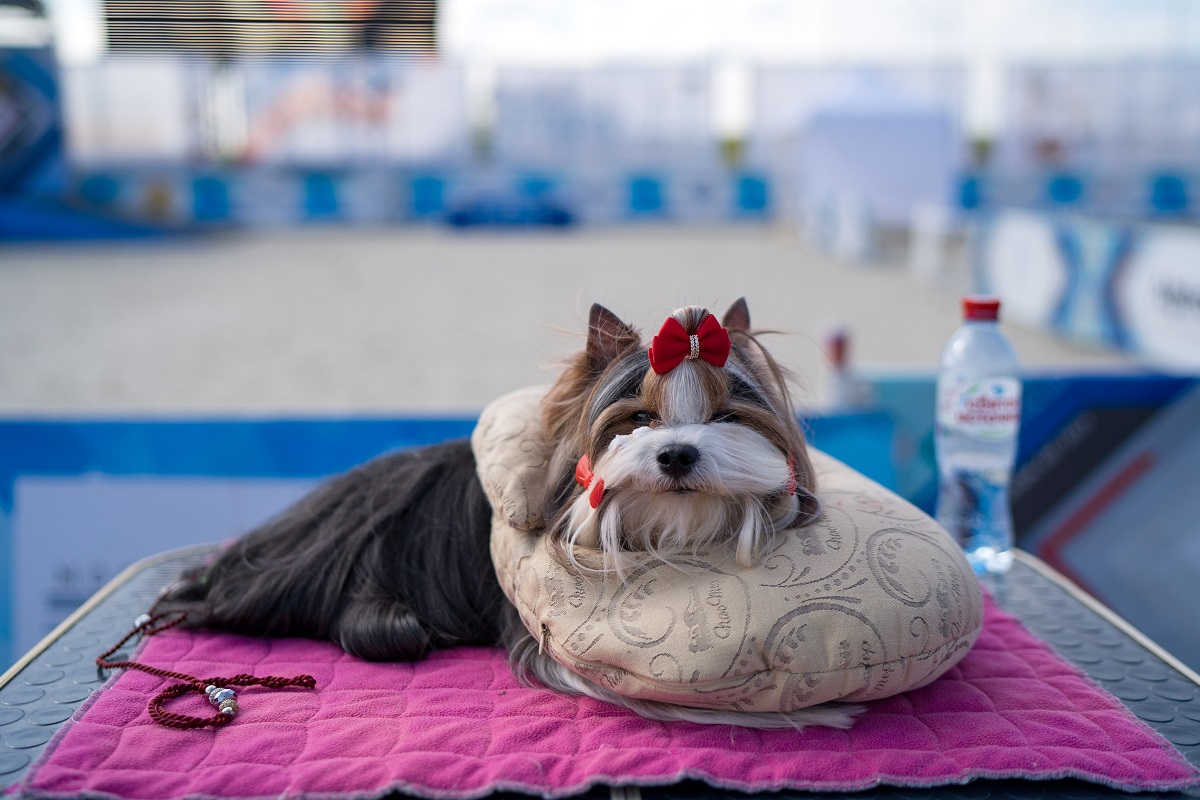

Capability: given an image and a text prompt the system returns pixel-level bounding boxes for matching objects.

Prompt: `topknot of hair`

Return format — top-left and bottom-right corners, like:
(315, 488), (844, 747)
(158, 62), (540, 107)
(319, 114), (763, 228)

(669, 305), (713, 335)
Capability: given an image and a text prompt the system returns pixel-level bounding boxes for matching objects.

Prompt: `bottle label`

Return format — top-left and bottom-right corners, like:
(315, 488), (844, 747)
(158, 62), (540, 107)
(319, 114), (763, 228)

(938, 377), (1021, 441)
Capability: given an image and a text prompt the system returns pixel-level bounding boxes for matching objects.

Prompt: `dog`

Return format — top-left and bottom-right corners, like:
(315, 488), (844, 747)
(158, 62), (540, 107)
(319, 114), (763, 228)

(159, 300), (860, 730)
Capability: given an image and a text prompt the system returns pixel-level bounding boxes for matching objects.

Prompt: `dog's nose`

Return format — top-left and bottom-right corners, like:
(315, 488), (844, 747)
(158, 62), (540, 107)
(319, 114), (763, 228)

(657, 444), (700, 479)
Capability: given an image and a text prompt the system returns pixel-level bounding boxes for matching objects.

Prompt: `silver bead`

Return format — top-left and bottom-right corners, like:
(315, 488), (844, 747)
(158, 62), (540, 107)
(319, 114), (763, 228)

(218, 699), (238, 714)
(218, 705), (237, 716)
(134, 614), (152, 628)
(204, 685), (218, 697)
(210, 688), (236, 705)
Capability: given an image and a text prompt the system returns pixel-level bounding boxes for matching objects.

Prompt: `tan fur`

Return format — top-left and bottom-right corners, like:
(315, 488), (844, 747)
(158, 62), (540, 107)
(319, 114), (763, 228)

(544, 302), (820, 551)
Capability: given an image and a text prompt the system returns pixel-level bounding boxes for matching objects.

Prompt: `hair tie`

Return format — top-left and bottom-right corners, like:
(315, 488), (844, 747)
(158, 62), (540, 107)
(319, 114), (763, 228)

(648, 313), (730, 374)
(575, 454), (605, 508)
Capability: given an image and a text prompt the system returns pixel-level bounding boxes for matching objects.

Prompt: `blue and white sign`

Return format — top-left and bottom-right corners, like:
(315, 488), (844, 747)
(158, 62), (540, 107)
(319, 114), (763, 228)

(1116, 227), (1200, 371)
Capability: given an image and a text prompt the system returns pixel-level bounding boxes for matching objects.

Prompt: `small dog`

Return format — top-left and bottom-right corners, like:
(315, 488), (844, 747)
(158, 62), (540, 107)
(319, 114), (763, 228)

(160, 300), (859, 730)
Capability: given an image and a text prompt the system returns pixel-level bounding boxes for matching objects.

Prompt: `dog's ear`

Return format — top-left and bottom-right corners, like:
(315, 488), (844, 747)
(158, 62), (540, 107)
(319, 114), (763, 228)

(722, 297), (751, 332)
(586, 303), (640, 371)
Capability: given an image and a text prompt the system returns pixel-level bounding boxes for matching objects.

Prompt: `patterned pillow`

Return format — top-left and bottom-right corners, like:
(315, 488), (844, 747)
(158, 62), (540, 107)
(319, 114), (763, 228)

(474, 387), (984, 713)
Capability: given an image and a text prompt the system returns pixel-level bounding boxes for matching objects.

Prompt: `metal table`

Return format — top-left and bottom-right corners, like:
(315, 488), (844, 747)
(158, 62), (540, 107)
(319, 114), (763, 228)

(3, 547), (1198, 799)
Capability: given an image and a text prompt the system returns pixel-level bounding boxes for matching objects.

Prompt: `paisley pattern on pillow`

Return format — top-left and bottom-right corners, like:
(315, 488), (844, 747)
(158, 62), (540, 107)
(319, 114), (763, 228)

(476, 387), (984, 712)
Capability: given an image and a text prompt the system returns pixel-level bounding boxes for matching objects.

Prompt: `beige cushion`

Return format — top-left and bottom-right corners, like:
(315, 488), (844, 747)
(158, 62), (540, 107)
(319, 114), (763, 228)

(475, 387), (984, 713)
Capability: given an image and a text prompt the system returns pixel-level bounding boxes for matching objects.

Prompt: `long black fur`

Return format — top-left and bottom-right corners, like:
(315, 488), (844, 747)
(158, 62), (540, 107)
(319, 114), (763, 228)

(158, 438), (505, 662)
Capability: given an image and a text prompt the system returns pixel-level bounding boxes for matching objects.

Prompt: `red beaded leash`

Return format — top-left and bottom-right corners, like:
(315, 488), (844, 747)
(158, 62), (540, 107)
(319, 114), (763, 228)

(96, 611), (317, 730)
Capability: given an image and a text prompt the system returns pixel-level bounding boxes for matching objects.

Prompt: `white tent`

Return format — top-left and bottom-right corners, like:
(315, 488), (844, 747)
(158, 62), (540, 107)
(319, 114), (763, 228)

(798, 72), (958, 227)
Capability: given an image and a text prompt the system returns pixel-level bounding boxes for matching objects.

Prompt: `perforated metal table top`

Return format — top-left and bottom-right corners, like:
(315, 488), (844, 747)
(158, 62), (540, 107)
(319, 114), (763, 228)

(2, 548), (1198, 799)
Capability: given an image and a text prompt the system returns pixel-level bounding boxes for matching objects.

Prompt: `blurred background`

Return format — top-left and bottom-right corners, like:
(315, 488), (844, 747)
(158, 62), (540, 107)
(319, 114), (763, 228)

(1, 1), (1198, 672)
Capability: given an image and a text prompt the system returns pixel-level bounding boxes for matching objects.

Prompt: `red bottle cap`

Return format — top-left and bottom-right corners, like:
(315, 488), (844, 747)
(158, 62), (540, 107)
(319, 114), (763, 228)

(963, 296), (1000, 322)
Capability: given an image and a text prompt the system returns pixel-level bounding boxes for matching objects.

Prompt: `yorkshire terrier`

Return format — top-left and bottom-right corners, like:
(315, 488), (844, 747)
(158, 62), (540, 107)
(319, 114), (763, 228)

(159, 299), (859, 730)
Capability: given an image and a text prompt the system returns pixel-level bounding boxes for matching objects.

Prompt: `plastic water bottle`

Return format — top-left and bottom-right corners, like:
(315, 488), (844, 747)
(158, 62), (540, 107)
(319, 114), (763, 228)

(935, 296), (1022, 574)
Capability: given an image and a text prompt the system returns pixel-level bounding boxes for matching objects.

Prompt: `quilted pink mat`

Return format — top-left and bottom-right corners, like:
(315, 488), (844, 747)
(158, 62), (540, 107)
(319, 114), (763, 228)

(17, 596), (1200, 799)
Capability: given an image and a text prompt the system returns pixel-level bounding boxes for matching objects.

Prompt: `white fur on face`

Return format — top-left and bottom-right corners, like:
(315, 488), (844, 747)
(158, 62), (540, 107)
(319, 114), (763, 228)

(564, 422), (802, 575)
(604, 423), (786, 496)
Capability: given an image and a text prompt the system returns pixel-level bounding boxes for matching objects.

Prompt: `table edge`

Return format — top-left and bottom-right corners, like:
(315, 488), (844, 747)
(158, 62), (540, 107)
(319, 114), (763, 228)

(1013, 549), (1200, 688)
(0, 543), (220, 691)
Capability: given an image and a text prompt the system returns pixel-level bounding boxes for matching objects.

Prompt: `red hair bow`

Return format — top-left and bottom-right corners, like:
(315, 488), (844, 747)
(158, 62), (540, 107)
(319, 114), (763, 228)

(576, 454), (604, 509)
(648, 313), (730, 375)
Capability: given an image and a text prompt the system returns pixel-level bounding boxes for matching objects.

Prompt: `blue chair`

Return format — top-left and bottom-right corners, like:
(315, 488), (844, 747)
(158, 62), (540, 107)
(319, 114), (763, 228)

(1046, 174), (1084, 207)
(1149, 173), (1190, 215)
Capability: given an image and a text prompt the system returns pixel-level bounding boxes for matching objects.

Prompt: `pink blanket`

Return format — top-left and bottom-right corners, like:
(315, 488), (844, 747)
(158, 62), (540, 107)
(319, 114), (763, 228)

(18, 596), (1199, 799)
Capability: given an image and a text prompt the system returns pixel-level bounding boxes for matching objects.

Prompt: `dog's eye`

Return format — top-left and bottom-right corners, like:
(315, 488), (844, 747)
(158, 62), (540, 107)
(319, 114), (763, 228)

(631, 410), (658, 426)
(710, 410), (739, 423)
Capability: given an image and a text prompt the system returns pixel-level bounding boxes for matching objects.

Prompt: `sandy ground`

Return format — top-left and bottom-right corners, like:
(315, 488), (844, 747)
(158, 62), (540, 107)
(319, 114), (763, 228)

(0, 224), (1133, 416)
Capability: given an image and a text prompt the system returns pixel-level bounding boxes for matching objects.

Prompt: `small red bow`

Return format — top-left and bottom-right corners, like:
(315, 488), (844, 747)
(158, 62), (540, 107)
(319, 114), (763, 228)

(648, 313), (731, 375)
(575, 454), (605, 508)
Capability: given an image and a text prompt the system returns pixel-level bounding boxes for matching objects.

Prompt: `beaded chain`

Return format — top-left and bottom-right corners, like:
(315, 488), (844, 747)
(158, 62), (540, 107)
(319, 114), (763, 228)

(96, 610), (317, 730)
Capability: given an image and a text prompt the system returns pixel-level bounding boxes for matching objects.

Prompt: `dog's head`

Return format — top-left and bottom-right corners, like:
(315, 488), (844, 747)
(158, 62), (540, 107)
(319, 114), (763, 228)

(542, 299), (820, 573)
